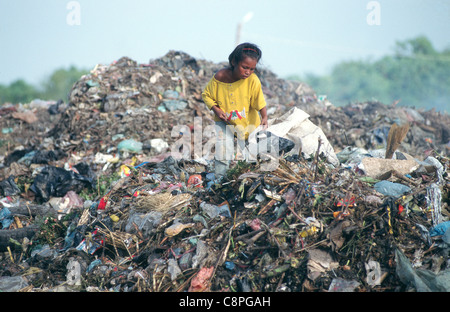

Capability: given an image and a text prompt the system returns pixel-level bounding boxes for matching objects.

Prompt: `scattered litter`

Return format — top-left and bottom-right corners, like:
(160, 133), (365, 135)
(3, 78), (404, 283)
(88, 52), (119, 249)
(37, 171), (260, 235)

(0, 50), (449, 293)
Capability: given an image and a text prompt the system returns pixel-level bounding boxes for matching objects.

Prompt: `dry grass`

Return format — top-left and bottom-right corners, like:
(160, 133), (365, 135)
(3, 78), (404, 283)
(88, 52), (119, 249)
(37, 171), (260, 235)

(134, 192), (192, 214)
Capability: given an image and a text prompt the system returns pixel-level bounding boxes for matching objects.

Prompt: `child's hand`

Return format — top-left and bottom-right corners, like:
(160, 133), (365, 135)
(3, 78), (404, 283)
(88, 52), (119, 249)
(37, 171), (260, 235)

(259, 106), (268, 129)
(261, 116), (268, 129)
(212, 105), (227, 122)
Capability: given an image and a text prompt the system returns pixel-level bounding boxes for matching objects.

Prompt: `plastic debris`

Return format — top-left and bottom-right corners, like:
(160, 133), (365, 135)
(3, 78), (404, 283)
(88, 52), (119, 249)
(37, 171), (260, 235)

(188, 266), (214, 292)
(395, 248), (450, 292)
(118, 139), (143, 154)
(0, 50), (449, 294)
(0, 176), (21, 196)
(30, 165), (95, 202)
(328, 278), (360, 292)
(374, 180), (411, 197)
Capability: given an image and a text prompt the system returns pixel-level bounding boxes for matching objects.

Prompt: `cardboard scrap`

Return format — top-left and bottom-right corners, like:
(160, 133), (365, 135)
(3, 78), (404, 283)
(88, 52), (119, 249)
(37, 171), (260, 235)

(361, 157), (419, 179)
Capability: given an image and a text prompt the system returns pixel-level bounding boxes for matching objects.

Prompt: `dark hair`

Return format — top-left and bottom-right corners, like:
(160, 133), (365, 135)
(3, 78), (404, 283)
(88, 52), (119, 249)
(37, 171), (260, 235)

(228, 42), (262, 70)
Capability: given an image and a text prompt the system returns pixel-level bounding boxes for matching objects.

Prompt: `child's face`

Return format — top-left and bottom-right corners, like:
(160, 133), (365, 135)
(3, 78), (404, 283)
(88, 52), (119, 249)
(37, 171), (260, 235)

(232, 56), (257, 80)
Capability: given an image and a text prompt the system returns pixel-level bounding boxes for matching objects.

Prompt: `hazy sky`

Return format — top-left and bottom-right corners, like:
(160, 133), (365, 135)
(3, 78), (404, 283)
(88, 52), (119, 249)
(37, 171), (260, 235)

(1, 0), (449, 86)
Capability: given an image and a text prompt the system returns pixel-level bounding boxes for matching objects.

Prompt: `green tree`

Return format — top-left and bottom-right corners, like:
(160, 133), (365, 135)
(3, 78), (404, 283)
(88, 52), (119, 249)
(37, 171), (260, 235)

(389, 37), (450, 110)
(40, 65), (89, 101)
(293, 36), (450, 112)
(1, 66), (89, 106)
(327, 60), (390, 104)
(394, 35), (437, 57)
(0, 79), (39, 104)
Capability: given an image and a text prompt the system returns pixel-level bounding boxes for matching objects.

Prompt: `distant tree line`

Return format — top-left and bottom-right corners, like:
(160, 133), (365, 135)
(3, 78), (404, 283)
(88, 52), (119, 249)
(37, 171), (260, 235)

(289, 36), (450, 112)
(1, 36), (449, 113)
(0, 66), (89, 105)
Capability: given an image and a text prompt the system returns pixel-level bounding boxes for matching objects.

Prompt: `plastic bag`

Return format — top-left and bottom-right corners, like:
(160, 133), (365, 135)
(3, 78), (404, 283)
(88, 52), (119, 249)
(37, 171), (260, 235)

(395, 248), (450, 292)
(0, 276), (29, 292)
(118, 139), (143, 153)
(0, 207), (13, 229)
(255, 130), (295, 156)
(200, 202), (231, 219)
(30, 165), (95, 202)
(328, 278), (360, 292)
(250, 107), (340, 166)
(0, 175), (21, 196)
(429, 221), (450, 237)
(374, 180), (411, 198)
(125, 211), (163, 237)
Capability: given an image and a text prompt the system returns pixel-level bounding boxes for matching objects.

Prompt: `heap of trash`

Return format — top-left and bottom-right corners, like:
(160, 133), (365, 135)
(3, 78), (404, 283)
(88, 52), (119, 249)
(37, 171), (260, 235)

(0, 51), (449, 293)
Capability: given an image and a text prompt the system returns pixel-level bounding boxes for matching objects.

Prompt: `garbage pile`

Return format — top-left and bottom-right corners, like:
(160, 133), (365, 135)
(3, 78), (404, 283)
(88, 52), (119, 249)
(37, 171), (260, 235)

(311, 100), (450, 160)
(0, 51), (449, 293)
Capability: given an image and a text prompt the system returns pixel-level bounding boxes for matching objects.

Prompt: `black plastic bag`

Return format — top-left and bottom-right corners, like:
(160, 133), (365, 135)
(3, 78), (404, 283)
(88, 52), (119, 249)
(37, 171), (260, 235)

(30, 165), (95, 202)
(73, 162), (97, 181)
(4, 149), (32, 166)
(31, 150), (66, 164)
(0, 175), (21, 196)
(255, 130), (295, 156)
(5, 149), (66, 166)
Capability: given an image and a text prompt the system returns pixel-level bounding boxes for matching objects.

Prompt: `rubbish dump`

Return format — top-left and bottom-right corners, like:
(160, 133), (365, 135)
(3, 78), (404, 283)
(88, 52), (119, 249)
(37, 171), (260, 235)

(0, 50), (449, 294)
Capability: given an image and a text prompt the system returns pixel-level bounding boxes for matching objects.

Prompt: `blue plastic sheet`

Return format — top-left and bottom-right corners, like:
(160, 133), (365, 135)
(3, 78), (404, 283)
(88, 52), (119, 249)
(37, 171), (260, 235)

(429, 221), (450, 237)
(0, 207), (13, 229)
(374, 180), (411, 198)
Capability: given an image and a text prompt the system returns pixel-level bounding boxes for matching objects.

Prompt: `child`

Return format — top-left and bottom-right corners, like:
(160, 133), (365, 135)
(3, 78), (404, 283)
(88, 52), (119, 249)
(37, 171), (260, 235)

(202, 42), (268, 177)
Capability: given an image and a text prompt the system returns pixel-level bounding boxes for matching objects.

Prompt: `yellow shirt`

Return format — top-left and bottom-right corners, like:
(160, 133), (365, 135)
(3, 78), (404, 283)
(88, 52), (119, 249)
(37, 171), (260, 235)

(202, 73), (266, 139)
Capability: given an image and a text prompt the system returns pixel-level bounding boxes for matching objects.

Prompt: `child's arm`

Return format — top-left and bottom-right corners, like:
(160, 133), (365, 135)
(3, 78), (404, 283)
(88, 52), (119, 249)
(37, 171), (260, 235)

(202, 78), (228, 122)
(211, 105), (228, 122)
(259, 106), (268, 129)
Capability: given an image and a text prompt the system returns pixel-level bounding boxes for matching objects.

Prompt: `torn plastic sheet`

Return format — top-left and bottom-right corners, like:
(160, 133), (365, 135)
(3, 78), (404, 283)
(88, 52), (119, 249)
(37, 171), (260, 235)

(424, 156), (445, 184)
(415, 223), (432, 246)
(249, 107), (339, 166)
(328, 278), (360, 292)
(395, 248), (450, 292)
(426, 183), (443, 227)
(429, 221), (450, 237)
(415, 221), (450, 247)
(0, 207), (13, 229)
